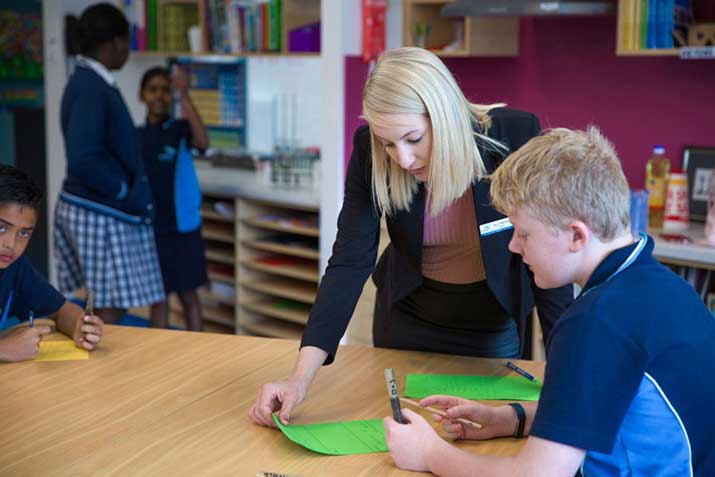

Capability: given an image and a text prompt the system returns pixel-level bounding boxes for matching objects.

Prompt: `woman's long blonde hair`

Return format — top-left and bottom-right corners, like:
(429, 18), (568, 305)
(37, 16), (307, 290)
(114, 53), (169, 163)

(362, 47), (504, 217)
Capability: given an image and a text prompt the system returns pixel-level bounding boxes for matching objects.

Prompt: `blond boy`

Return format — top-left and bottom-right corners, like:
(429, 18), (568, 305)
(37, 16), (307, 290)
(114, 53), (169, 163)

(384, 127), (715, 476)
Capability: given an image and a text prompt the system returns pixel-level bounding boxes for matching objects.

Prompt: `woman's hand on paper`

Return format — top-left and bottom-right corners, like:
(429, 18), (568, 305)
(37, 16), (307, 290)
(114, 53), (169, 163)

(249, 379), (306, 428)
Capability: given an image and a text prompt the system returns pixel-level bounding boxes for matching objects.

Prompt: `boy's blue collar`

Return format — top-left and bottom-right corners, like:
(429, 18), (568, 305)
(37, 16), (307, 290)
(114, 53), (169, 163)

(581, 234), (653, 295)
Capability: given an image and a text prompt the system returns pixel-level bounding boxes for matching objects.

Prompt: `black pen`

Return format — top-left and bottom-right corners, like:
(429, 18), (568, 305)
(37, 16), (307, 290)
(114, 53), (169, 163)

(86, 290), (94, 316)
(506, 361), (536, 382)
(384, 368), (404, 424)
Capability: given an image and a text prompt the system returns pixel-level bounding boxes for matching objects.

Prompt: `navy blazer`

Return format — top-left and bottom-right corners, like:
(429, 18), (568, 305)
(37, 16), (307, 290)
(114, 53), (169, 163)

(301, 108), (574, 364)
(61, 65), (154, 223)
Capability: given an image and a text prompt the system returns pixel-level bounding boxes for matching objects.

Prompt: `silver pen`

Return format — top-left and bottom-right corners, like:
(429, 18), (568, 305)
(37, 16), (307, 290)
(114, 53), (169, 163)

(384, 368), (404, 424)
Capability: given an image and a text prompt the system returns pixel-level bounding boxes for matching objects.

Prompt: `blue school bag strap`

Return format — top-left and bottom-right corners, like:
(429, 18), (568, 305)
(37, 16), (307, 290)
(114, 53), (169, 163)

(0, 290), (14, 331)
(174, 137), (202, 233)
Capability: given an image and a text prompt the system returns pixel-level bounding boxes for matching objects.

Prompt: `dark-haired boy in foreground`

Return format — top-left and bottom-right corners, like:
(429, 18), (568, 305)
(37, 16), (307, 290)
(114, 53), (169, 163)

(0, 165), (103, 362)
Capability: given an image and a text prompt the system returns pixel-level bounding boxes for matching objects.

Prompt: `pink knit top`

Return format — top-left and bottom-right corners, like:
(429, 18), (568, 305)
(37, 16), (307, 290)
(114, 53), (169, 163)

(422, 188), (486, 284)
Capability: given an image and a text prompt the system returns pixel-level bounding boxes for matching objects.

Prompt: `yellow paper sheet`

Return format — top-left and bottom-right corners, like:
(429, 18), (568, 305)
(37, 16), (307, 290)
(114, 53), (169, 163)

(35, 340), (89, 362)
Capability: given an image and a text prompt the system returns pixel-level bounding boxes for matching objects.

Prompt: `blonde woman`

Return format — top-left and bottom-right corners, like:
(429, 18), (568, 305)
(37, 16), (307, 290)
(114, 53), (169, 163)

(250, 47), (573, 428)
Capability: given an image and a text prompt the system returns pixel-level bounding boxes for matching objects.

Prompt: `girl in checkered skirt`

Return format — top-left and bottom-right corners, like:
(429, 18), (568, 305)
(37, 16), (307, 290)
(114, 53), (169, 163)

(54, 3), (165, 324)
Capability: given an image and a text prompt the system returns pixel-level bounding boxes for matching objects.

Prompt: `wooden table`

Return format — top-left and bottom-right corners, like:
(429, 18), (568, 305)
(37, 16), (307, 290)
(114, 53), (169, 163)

(0, 326), (542, 476)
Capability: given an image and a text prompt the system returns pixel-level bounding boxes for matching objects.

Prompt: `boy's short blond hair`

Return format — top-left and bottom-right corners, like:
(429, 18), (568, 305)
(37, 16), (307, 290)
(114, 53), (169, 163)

(490, 126), (630, 240)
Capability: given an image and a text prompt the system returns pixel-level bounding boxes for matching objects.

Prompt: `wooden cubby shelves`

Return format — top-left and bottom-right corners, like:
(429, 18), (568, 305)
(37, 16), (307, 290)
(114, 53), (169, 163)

(195, 192), (319, 339)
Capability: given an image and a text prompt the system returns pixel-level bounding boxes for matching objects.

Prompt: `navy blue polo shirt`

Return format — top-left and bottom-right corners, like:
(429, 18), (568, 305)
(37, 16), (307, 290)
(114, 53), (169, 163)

(0, 256), (66, 329)
(530, 236), (715, 476)
(138, 118), (193, 234)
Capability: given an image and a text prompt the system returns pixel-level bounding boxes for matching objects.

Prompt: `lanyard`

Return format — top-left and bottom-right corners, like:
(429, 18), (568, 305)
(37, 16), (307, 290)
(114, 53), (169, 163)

(581, 234), (647, 298)
(0, 290), (13, 330)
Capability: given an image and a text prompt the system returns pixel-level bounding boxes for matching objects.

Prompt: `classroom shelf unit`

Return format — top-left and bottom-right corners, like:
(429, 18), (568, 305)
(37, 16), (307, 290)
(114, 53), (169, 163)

(121, 0), (321, 57)
(237, 200), (319, 340)
(616, 0), (712, 57)
(179, 191), (319, 338)
(402, 0), (519, 57)
(171, 191), (239, 333)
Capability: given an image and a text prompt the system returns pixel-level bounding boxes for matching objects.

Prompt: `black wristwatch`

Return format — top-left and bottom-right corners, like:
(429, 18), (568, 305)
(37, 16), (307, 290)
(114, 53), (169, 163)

(508, 402), (526, 438)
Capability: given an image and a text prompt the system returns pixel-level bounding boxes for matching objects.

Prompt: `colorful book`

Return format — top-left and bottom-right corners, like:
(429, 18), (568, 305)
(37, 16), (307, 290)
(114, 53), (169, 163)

(620, 0), (634, 50)
(639, 0), (649, 49)
(269, 0), (281, 50)
(147, 0), (158, 50)
(633, 0), (641, 49)
(656, 0), (675, 48)
(647, 0), (658, 48)
(136, 0), (147, 50)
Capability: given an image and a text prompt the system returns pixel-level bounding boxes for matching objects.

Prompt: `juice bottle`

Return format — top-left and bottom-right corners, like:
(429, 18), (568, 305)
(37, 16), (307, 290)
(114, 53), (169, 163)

(645, 145), (670, 228)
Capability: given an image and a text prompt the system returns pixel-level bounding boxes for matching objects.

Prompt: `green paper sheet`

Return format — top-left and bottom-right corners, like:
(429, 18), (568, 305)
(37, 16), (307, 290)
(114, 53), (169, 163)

(405, 374), (542, 401)
(272, 414), (387, 455)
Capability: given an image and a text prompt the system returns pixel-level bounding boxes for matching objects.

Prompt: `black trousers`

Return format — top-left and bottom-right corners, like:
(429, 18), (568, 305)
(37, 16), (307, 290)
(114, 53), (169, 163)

(373, 277), (519, 358)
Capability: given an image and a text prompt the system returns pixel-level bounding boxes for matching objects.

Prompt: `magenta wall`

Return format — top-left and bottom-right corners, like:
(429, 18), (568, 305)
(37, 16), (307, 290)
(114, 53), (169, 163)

(344, 16), (715, 188)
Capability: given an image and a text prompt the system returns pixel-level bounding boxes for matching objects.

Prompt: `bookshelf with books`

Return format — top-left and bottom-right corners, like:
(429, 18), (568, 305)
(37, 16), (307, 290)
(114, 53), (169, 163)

(121, 0), (321, 57)
(236, 199), (319, 339)
(402, 0), (519, 57)
(616, 0), (713, 57)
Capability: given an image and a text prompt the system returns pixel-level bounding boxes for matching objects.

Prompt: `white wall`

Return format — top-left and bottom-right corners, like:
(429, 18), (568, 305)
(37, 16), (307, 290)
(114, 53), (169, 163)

(387, 0), (403, 49)
(319, 1), (350, 278)
(43, 0), (85, 283)
(246, 56), (322, 151)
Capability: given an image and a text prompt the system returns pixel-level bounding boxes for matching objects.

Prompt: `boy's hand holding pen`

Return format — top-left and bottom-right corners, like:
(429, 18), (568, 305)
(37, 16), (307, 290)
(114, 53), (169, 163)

(384, 369), (483, 431)
(384, 368), (405, 424)
(73, 290), (104, 351)
(399, 397), (482, 430)
(415, 395), (524, 441)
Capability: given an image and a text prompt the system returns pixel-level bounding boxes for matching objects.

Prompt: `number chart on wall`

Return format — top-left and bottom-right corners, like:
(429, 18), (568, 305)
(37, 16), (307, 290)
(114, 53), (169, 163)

(170, 57), (247, 151)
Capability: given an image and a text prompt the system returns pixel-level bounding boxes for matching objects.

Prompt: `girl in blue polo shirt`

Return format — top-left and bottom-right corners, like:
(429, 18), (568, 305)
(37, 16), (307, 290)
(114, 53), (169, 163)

(137, 66), (209, 331)
(54, 3), (165, 324)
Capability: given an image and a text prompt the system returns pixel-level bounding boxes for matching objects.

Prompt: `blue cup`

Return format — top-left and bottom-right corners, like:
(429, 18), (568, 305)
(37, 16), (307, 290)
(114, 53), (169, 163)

(630, 189), (649, 237)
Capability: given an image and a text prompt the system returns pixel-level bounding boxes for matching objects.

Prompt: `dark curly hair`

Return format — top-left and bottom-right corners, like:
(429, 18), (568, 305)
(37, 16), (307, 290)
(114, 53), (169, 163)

(0, 164), (42, 211)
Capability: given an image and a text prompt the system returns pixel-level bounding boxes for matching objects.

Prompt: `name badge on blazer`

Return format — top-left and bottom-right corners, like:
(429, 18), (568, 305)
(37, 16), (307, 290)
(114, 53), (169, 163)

(479, 217), (513, 237)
